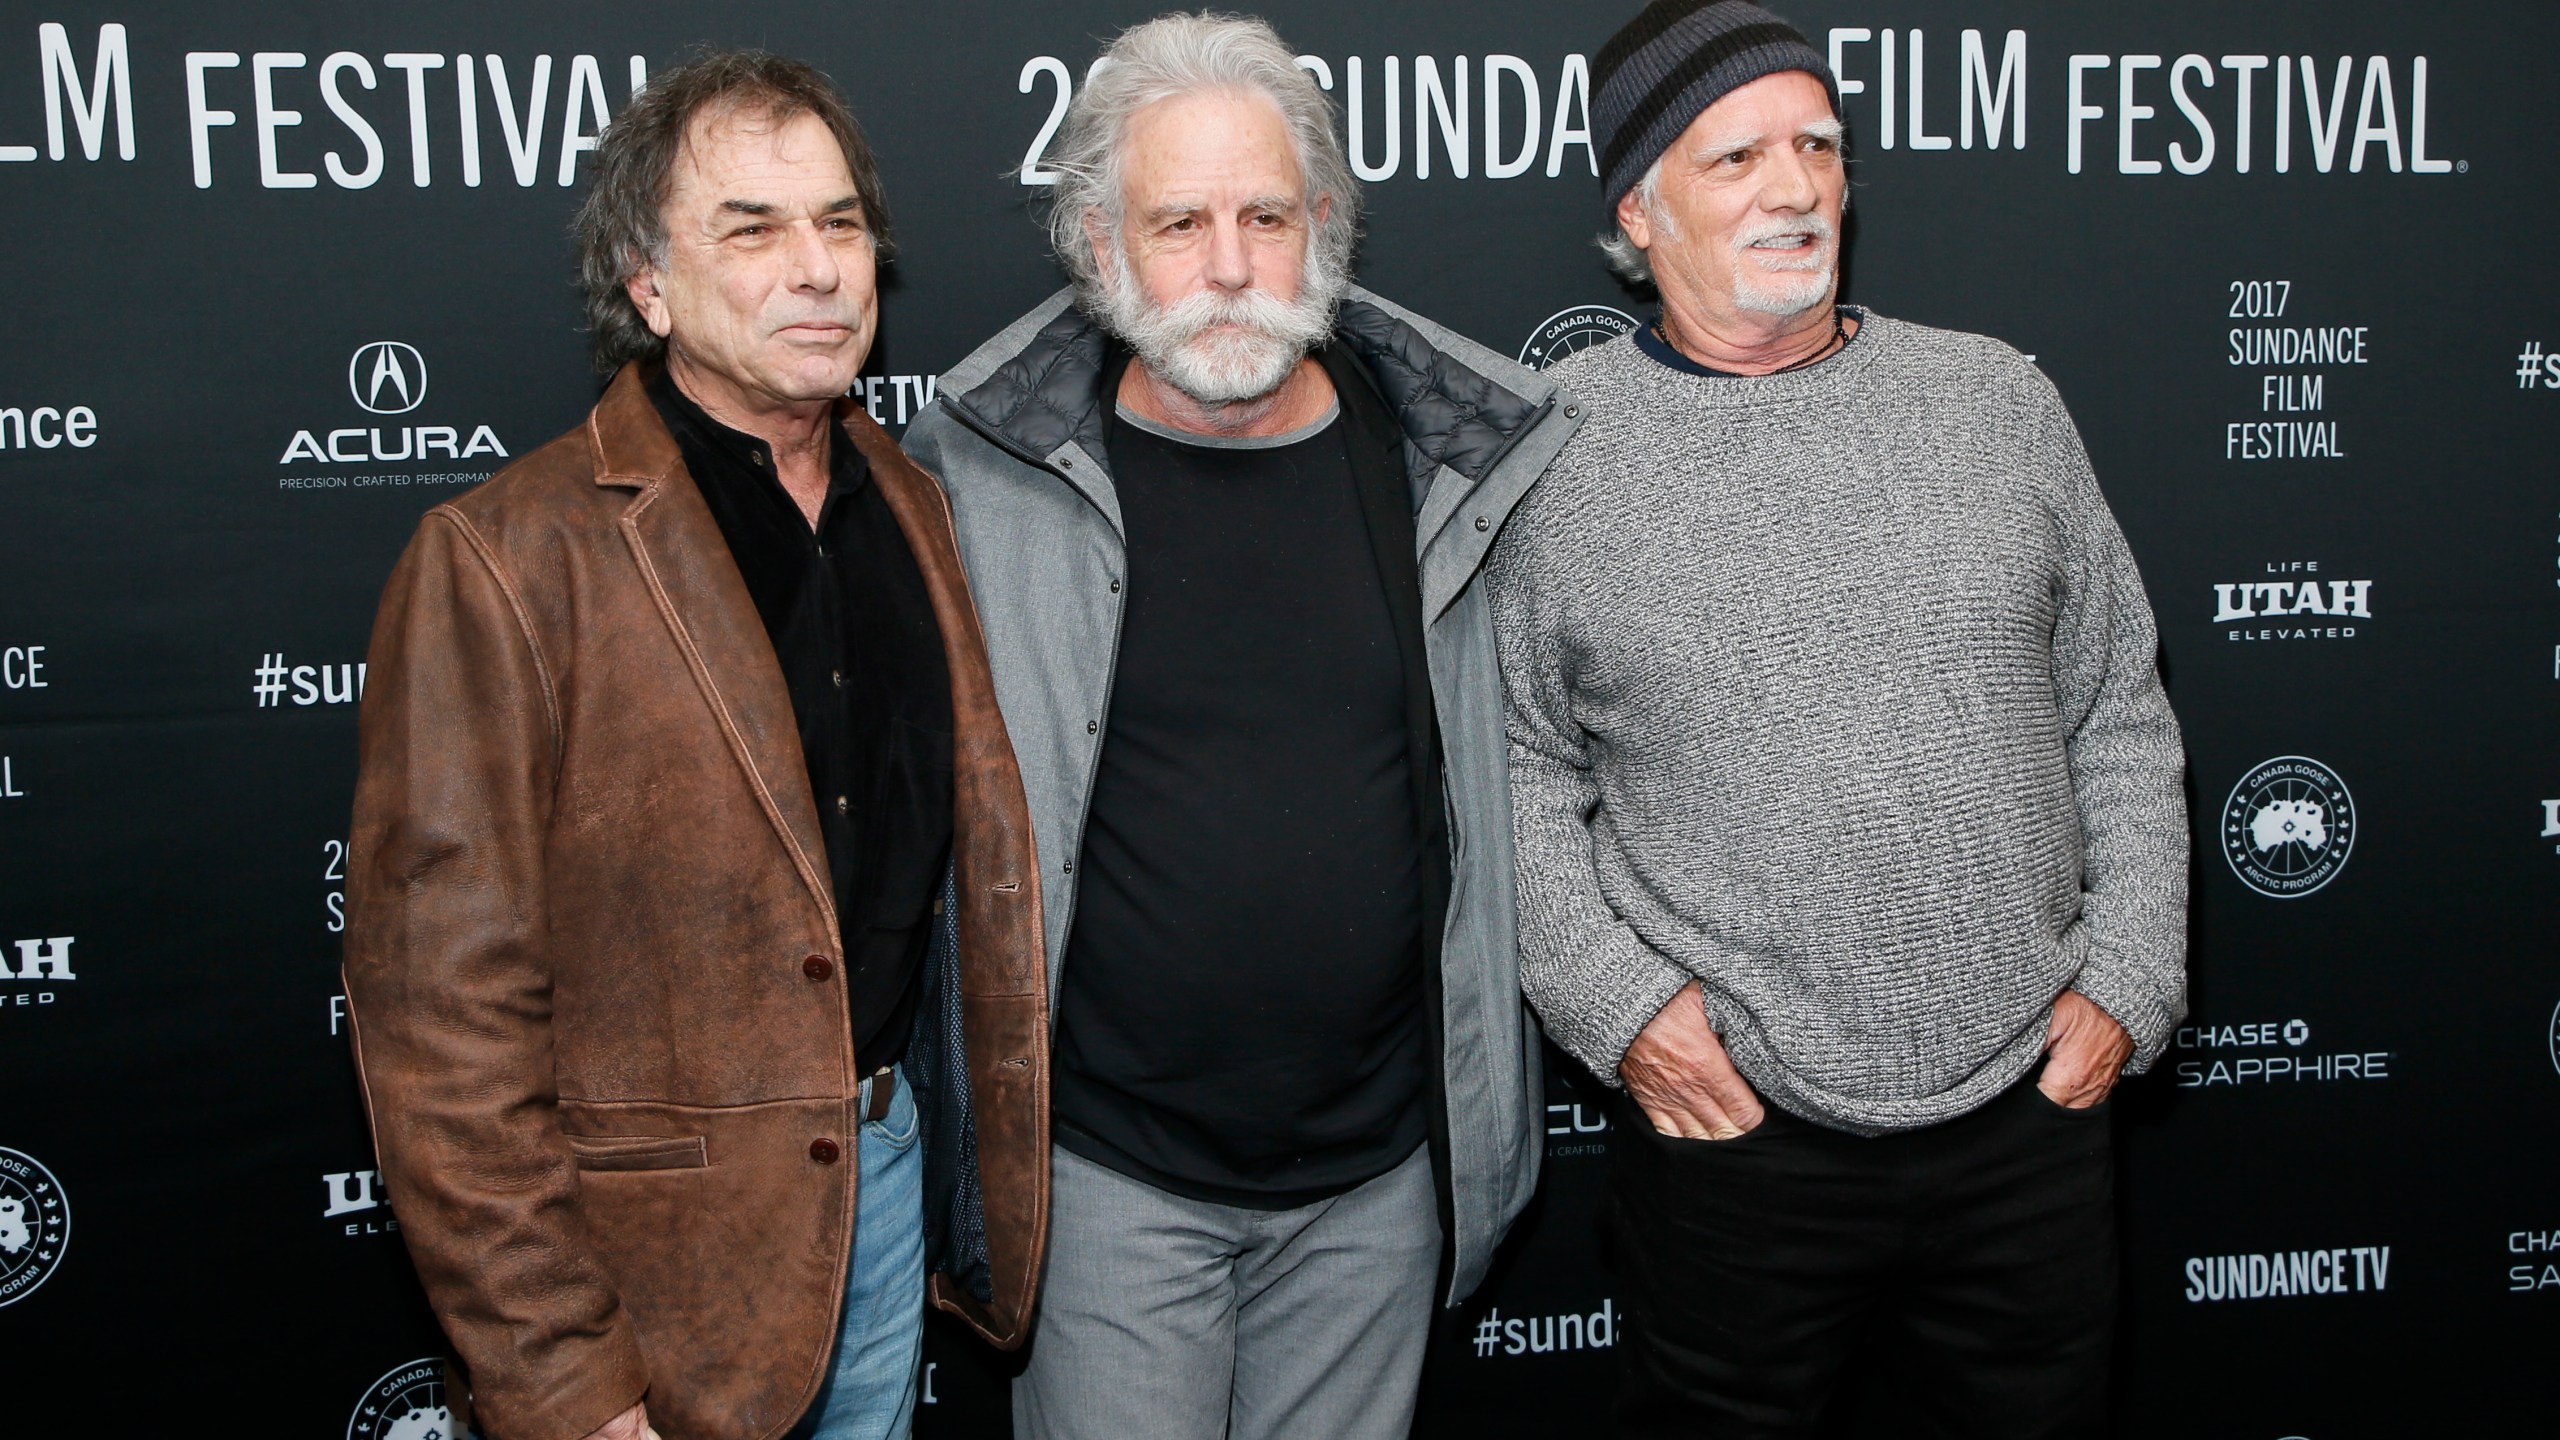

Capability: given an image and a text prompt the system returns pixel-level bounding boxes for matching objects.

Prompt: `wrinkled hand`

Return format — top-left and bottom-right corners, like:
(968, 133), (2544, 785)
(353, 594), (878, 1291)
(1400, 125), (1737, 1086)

(1619, 982), (1765, 1140)
(583, 1403), (662, 1440)
(2039, 991), (2133, 1109)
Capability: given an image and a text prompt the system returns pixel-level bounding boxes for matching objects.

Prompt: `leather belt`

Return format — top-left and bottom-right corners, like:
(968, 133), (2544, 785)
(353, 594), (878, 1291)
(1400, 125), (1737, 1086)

(863, 1065), (896, 1123)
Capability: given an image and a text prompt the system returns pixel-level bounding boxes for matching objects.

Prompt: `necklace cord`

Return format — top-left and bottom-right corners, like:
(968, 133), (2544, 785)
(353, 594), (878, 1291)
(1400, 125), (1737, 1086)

(1655, 307), (1848, 376)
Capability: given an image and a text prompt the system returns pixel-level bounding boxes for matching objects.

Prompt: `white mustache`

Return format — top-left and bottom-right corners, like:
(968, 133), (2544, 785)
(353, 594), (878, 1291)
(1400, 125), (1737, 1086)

(1141, 286), (1324, 351)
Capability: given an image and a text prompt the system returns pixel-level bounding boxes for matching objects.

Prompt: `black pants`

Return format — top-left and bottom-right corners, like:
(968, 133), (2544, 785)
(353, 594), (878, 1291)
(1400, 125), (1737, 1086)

(1609, 1072), (2116, 1440)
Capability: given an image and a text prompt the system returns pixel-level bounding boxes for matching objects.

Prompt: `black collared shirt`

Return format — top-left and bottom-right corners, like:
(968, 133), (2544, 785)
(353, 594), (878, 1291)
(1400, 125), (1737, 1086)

(646, 365), (951, 1069)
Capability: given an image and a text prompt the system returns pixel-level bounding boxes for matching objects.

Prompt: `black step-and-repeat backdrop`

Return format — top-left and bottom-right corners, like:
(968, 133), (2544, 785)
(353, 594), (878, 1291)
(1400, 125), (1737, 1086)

(2, 1), (2552, 1434)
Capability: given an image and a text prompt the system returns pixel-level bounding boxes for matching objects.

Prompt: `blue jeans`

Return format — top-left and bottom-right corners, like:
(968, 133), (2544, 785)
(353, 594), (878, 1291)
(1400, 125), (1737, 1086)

(788, 1065), (926, 1440)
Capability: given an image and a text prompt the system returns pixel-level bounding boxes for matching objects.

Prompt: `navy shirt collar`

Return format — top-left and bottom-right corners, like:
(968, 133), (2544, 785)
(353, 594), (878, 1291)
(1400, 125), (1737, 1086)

(1634, 305), (1865, 378)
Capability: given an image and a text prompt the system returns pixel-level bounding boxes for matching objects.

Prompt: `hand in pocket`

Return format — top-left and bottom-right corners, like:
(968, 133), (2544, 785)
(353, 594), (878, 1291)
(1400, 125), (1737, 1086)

(1619, 982), (1765, 1140)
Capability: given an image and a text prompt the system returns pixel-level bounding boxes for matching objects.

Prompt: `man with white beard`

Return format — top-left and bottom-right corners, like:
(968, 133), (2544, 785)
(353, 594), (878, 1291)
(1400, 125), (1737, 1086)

(1488, 3), (2190, 1435)
(902, 14), (1581, 1439)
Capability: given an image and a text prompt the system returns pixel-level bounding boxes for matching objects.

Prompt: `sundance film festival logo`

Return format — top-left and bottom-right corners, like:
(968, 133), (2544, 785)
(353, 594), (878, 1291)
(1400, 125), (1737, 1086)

(280, 343), (504, 471)
(1519, 306), (1637, 371)
(1012, 39), (2462, 190)
(0, 1147), (69, 1307)
(2223, 756), (2356, 898)
(0, 26), (2471, 190)
(349, 1358), (472, 1440)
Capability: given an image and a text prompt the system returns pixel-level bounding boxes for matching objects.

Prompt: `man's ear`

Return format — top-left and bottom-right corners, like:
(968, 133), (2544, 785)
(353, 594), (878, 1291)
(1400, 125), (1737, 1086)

(1614, 187), (1655, 252)
(624, 255), (674, 340)
(1083, 211), (1116, 294)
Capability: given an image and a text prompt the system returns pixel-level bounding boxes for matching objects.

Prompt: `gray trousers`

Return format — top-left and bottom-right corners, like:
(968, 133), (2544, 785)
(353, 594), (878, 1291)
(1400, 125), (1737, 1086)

(1014, 1142), (1441, 1440)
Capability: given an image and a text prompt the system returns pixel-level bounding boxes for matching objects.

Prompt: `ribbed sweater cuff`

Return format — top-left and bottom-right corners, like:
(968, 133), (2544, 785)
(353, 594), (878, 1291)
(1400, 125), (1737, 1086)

(2069, 960), (2180, 1076)
(1545, 934), (1695, 1091)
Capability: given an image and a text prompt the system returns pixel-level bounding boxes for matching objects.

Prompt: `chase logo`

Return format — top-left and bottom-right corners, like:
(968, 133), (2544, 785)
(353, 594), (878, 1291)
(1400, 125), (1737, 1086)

(349, 342), (428, 416)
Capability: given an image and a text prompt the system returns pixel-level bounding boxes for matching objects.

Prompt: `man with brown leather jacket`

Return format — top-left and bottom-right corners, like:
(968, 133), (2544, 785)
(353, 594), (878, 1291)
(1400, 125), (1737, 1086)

(343, 53), (1048, 1440)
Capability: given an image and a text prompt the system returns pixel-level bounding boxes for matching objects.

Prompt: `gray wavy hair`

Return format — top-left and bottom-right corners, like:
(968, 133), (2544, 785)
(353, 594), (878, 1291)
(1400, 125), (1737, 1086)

(1597, 159), (1669, 285)
(1044, 11), (1361, 312)
(573, 50), (893, 375)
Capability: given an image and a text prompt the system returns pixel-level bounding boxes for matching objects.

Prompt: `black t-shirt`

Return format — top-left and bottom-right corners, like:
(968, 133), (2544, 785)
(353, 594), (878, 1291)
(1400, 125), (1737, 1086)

(1053, 354), (1434, 1208)
(646, 366), (952, 1070)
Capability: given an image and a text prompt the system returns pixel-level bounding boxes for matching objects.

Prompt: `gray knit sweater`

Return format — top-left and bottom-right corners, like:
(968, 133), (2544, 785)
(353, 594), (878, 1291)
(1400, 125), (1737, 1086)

(1489, 313), (2188, 1136)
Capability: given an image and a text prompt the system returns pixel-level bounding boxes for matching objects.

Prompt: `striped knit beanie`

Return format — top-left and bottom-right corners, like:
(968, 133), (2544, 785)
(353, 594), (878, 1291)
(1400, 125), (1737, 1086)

(1593, 1), (1840, 223)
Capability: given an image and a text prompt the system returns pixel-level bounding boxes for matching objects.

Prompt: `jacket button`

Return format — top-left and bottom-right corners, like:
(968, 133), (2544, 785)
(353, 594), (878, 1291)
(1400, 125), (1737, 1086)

(803, 954), (834, 981)
(1086, 720), (1098, 735)
(1109, 579), (1122, 594)
(809, 1138), (840, 1164)
(1063, 859), (1074, 874)
(1565, 404), (1581, 419)
(1474, 515), (1491, 532)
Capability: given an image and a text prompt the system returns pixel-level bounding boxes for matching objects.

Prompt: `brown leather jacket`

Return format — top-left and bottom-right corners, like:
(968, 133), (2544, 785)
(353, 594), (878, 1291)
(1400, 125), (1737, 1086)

(343, 366), (1049, 1440)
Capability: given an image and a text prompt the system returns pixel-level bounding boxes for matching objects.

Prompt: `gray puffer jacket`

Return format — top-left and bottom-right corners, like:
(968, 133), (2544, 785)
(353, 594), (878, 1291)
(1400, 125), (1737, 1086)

(904, 285), (1585, 1301)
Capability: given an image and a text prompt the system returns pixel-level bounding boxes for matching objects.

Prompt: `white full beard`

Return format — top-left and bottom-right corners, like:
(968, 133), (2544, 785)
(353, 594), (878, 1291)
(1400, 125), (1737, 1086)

(1104, 244), (1344, 407)
(1729, 211), (1838, 318)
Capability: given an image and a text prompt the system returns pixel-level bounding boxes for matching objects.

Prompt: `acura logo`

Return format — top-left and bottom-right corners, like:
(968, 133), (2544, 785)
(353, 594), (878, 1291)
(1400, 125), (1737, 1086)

(348, 342), (427, 416)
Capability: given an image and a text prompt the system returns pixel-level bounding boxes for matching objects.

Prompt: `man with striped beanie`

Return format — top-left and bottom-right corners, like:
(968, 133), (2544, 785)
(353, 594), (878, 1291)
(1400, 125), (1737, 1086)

(1489, 3), (2189, 1435)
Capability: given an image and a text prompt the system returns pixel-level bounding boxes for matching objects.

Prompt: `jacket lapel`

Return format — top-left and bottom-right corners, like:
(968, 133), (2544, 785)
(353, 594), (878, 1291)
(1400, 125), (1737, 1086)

(588, 365), (838, 937)
(839, 401), (1046, 998)
(840, 397), (1054, 1346)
